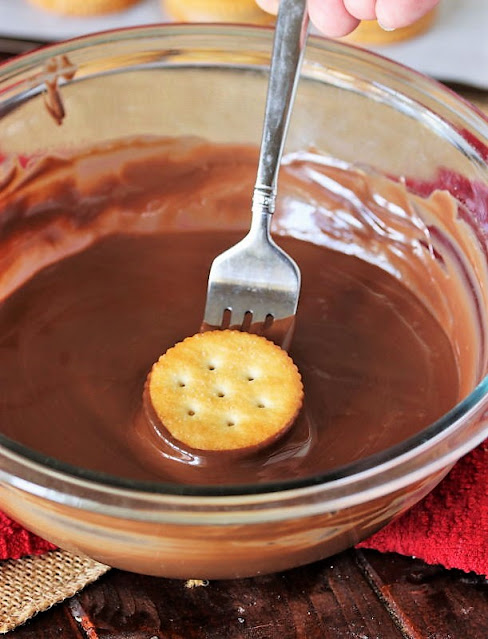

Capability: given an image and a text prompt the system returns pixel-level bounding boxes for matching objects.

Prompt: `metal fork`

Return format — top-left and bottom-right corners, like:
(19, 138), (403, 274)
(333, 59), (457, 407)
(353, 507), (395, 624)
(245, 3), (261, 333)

(202, 0), (309, 350)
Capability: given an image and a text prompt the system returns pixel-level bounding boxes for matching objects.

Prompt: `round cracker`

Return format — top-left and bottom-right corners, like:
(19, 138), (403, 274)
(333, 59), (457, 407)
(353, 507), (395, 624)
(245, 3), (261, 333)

(163, 0), (274, 24)
(147, 330), (303, 452)
(28, 0), (141, 15)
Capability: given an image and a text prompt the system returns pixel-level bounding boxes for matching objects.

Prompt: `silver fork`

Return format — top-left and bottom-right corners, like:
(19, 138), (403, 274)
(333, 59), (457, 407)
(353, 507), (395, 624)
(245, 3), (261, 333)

(202, 0), (309, 350)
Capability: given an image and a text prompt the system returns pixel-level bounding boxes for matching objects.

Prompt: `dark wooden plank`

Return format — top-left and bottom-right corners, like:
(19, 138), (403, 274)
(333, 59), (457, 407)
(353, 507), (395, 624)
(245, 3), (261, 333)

(7, 602), (84, 638)
(74, 551), (404, 639)
(357, 549), (488, 639)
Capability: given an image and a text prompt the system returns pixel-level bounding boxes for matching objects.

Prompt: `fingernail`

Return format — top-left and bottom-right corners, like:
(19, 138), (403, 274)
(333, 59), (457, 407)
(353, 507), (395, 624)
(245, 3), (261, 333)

(377, 20), (396, 32)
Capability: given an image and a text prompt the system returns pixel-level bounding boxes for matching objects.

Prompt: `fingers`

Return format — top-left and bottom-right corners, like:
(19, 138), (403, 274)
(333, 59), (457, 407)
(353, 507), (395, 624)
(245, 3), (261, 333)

(307, 0), (360, 37)
(255, 0), (279, 14)
(256, 0), (360, 38)
(343, 0), (376, 21)
(256, 0), (440, 37)
(375, 0), (440, 29)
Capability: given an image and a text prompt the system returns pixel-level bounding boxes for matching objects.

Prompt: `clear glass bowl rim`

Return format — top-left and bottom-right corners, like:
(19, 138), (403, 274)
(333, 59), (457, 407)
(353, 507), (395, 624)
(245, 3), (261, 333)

(0, 23), (487, 515)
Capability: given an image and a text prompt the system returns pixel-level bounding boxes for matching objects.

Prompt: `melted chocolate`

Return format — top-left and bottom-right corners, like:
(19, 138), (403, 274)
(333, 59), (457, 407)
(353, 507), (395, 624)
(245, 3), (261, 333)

(0, 229), (458, 485)
(0, 137), (476, 486)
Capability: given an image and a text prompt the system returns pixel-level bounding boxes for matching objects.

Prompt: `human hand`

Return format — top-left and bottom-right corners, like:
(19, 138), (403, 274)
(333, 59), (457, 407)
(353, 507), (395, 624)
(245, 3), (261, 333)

(255, 0), (440, 38)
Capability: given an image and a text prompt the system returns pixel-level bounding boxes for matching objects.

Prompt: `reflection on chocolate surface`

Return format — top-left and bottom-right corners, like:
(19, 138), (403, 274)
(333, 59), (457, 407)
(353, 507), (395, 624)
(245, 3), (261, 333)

(0, 136), (484, 486)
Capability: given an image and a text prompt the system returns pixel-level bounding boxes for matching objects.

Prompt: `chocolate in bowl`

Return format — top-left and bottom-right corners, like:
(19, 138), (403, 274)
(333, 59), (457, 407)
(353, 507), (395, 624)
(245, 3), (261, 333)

(0, 25), (487, 579)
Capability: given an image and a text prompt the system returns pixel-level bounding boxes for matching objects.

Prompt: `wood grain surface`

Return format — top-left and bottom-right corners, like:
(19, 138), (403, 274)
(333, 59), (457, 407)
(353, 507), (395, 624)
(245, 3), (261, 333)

(5, 550), (487, 638)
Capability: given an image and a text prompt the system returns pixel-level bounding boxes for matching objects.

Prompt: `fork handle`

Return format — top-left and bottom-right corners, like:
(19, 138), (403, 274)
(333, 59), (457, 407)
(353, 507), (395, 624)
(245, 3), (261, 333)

(252, 0), (309, 219)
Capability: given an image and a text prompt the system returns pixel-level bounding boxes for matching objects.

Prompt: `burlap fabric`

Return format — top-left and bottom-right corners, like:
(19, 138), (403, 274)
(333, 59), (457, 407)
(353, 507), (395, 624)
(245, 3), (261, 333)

(0, 550), (109, 633)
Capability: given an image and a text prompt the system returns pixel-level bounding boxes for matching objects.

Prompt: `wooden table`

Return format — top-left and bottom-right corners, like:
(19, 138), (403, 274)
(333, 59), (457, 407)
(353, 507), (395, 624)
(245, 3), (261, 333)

(7, 549), (488, 638)
(1, 40), (487, 639)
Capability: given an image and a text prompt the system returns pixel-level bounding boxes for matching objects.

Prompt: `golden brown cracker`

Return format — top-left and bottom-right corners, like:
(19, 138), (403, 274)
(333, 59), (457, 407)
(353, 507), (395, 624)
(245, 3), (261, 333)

(163, 0), (274, 24)
(148, 330), (303, 452)
(28, 0), (141, 16)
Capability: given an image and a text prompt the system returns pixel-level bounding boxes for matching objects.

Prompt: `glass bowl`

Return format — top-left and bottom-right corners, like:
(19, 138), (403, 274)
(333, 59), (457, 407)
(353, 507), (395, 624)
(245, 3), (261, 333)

(0, 24), (487, 579)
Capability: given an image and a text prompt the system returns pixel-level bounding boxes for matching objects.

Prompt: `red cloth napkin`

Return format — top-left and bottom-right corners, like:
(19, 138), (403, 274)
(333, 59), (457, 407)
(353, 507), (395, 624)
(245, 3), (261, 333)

(0, 512), (55, 560)
(358, 441), (488, 575)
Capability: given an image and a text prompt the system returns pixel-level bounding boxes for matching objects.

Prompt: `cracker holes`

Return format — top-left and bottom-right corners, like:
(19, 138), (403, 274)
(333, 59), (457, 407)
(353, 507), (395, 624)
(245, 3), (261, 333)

(187, 409), (196, 417)
(257, 402), (266, 409)
(226, 420), (235, 427)
(207, 363), (217, 371)
(216, 391), (226, 398)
